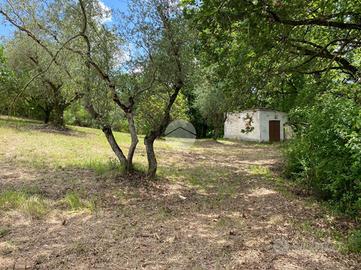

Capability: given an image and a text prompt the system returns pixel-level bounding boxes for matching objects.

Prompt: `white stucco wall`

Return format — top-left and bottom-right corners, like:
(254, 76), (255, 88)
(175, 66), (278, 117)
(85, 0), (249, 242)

(259, 110), (288, 142)
(224, 110), (261, 141)
(224, 109), (288, 142)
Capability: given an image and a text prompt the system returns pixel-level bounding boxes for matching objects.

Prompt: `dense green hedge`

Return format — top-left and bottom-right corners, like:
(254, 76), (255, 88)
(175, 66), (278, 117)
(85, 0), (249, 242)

(285, 94), (361, 216)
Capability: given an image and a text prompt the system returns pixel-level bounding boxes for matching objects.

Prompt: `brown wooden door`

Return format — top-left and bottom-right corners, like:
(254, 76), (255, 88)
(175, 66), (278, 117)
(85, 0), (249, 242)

(269, 120), (280, 142)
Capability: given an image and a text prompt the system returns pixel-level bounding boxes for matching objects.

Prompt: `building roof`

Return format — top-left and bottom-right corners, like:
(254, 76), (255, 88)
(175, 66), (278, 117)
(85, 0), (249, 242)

(228, 108), (287, 114)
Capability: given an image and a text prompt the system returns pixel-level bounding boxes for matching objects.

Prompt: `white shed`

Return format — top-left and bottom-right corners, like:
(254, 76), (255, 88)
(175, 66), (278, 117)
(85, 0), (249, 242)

(224, 109), (288, 142)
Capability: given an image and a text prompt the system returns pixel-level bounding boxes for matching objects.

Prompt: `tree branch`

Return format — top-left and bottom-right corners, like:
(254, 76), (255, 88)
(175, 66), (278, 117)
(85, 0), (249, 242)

(268, 10), (361, 30)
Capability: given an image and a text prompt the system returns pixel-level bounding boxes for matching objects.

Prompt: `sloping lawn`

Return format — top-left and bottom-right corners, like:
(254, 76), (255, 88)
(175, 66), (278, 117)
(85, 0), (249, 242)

(0, 117), (360, 269)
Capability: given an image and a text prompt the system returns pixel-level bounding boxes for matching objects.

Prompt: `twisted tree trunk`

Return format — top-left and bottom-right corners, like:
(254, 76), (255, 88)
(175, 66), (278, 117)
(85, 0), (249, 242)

(144, 134), (157, 178)
(126, 112), (138, 172)
(102, 125), (128, 169)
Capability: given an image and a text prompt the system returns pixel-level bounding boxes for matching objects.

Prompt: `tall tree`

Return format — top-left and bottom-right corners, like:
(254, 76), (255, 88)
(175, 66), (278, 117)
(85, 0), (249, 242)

(120, 0), (195, 177)
(5, 33), (82, 127)
(184, 0), (361, 108)
(0, 0), (192, 177)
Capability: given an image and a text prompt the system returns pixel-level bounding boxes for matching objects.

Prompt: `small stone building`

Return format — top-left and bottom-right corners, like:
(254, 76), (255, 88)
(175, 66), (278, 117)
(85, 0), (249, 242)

(224, 109), (288, 142)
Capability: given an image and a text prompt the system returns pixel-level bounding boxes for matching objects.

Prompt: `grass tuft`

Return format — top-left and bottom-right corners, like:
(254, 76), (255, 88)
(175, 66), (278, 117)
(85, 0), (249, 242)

(22, 196), (49, 219)
(84, 159), (125, 176)
(0, 190), (49, 218)
(0, 190), (28, 209)
(63, 192), (96, 212)
(248, 165), (272, 177)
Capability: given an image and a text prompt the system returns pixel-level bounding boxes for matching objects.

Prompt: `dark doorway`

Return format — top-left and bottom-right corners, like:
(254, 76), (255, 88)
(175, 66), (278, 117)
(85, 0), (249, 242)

(269, 120), (280, 142)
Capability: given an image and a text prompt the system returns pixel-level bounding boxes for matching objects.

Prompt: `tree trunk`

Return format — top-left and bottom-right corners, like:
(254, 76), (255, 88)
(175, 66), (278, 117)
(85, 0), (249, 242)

(43, 107), (52, 124)
(102, 125), (129, 169)
(46, 82), (66, 128)
(126, 112), (138, 172)
(144, 136), (157, 178)
(52, 104), (65, 128)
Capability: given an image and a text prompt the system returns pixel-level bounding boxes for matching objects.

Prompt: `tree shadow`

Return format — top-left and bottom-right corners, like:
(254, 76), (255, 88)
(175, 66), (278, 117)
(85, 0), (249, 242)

(0, 117), (87, 137)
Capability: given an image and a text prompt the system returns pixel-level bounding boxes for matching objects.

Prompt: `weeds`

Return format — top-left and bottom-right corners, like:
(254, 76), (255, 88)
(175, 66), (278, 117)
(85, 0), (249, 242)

(0, 190), (49, 218)
(248, 165), (272, 178)
(21, 196), (49, 218)
(347, 230), (361, 253)
(83, 159), (125, 176)
(63, 192), (96, 212)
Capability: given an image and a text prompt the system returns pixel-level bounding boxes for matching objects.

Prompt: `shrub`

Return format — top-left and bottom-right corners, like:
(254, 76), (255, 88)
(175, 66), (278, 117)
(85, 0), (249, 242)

(285, 94), (361, 216)
(347, 230), (361, 253)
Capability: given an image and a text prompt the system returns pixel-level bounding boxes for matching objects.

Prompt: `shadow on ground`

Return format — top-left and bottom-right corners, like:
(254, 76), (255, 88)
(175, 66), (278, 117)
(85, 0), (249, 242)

(0, 137), (360, 269)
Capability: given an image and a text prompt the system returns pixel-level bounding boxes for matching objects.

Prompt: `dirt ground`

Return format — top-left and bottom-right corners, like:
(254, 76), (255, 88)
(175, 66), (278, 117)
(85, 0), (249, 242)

(0, 132), (360, 269)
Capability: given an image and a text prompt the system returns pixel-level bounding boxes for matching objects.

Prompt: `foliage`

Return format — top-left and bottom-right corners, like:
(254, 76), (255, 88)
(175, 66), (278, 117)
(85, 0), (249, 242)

(184, 0), (361, 134)
(0, 45), (28, 117)
(64, 103), (95, 127)
(285, 93), (361, 216)
(64, 101), (129, 131)
(136, 92), (190, 134)
(5, 30), (83, 126)
(185, 0), (361, 80)
(347, 229), (361, 253)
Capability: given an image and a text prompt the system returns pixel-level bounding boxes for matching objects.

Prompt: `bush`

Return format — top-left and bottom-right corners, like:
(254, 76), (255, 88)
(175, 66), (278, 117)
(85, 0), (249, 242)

(347, 229), (361, 253)
(285, 94), (361, 216)
(64, 104), (95, 127)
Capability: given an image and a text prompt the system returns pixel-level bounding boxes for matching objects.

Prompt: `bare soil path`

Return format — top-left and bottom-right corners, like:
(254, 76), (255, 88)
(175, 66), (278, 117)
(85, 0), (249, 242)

(0, 135), (360, 269)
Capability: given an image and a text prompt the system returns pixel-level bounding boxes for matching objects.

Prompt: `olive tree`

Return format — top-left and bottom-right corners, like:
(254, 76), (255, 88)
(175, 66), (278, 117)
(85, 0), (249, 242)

(0, 0), (193, 177)
(5, 33), (82, 127)
(120, 0), (195, 177)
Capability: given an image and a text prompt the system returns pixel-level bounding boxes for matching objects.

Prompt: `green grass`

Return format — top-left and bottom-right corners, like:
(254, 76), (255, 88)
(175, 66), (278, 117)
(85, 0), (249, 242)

(84, 158), (125, 176)
(298, 220), (329, 239)
(0, 189), (96, 217)
(248, 165), (272, 178)
(0, 190), (49, 219)
(0, 116), (177, 176)
(63, 192), (96, 212)
(0, 117), (132, 171)
(347, 230), (361, 253)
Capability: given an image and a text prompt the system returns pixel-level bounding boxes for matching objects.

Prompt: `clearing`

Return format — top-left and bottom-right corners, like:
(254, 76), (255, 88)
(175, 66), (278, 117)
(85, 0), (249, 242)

(0, 117), (360, 269)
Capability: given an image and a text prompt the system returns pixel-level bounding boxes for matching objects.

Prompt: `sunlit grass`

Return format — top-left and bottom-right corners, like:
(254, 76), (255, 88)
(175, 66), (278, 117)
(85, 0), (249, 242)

(0, 117), (188, 173)
(83, 158), (125, 175)
(0, 189), (97, 217)
(0, 190), (49, 219)
(0, 117), (133, 170)
(63, 192), (96, 212)
(248, 165), (272, 177)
